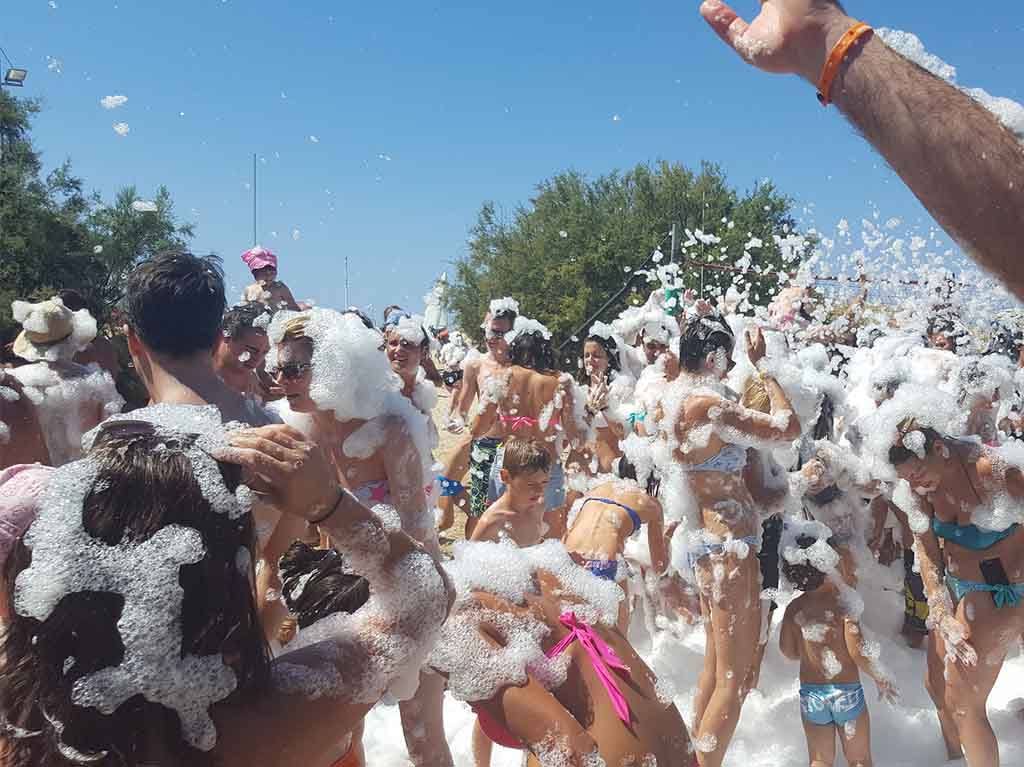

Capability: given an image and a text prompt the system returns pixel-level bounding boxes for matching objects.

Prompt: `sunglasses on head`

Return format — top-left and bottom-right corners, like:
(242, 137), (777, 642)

(270, 362), (313, 381)
(93, 419), (158, 444)
(383, 312), (413, 329)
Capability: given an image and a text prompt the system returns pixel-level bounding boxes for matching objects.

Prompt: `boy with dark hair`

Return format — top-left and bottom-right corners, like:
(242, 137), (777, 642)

(779, 535), (897, 767)
(470, 437), (550, 547)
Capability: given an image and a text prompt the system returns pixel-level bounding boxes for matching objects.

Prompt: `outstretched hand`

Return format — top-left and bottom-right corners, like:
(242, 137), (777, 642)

(699, 0), (853, 84)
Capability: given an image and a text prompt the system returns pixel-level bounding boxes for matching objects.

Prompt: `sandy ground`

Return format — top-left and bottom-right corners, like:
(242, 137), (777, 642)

(433, 388), (469, 550)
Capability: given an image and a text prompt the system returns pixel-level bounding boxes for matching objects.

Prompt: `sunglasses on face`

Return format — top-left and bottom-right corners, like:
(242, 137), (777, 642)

(484, 328), (507, 340)
(270, 362), (313, 381)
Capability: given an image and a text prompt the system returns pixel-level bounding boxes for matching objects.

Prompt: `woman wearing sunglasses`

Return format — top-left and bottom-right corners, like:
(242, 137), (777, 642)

(266, 308), (455, 767)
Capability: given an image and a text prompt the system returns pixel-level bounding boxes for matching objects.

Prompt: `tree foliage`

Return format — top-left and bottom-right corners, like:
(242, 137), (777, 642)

(448, 161), (804, 348)
(0, 90), (193, 344)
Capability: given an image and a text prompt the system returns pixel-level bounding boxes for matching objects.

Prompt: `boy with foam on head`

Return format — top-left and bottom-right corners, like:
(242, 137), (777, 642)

(779, 534), (898, 767)
(241, 246), (299, 311)
(469, 437), (550, 547)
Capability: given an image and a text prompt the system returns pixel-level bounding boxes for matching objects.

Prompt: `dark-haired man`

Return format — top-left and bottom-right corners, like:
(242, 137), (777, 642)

(213, 302), (272, 401)
(122, 251), (304, 646)
(122, 252), (270, 426)
(439, 299), (517, 537)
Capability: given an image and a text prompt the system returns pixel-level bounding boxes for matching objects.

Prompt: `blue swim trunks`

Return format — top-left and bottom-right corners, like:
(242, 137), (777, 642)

(799, 683), (866, 726)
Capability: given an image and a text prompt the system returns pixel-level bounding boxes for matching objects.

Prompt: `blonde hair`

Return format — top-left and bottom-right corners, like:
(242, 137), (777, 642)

(741, 374), (771, 414)
(281, 313), (311, 343)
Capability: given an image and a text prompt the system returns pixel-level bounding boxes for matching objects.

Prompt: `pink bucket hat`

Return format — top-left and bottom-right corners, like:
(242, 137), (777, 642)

(0, 464), (54, 569)
(241, 246), (278, 272)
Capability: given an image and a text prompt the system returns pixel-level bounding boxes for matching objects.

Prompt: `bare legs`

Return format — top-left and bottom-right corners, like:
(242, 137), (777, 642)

(925, 593), (1024, 767)
(399, 670), (454, 767)
(693, 552), (762, 767)
(802, 709), (872, 767)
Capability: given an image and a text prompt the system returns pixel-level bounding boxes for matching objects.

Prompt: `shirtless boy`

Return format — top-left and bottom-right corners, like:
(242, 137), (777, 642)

(779, 536), (898, 767)
(470, 438), (550, 547)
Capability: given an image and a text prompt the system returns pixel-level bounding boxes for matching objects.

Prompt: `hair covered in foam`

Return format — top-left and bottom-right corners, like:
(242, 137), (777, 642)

(268, 308), (398, 422)
(11, 439), (251, 753)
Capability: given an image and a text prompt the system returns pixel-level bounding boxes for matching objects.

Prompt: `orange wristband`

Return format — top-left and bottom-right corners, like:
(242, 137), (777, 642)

(817, 22), (873, 106)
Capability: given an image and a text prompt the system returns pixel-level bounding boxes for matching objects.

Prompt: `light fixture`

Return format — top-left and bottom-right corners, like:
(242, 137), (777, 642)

(3, 67), (28, 87)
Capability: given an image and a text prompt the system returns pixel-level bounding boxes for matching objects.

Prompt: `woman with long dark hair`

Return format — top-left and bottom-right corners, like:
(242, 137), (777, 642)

(570, 324), (635, 477)
(885, 413), (1024, 767)
(0, 408), (451, 767)
(660, 314), (801, 767)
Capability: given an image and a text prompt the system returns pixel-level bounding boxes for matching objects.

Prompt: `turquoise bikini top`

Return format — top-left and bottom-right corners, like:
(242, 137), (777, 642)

(932, 517), (1020, 551)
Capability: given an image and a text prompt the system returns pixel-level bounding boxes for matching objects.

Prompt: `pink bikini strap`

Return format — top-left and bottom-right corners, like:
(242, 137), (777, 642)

(500, 415), (538, 431)
(545, 611), (631, 725)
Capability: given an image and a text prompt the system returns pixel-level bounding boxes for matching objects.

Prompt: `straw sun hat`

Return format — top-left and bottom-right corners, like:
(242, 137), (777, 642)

(11, 296), (97, 363)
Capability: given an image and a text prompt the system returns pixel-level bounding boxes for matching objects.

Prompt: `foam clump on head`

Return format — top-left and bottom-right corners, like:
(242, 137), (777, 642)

(507, 315), (552, 344)
(13, 446), (240, 752)
(859, 384), (964, 480)
(588, 320), (616, 342)
(392, 313), (438, 351)
(489, 296), (520, 317)
(83, 403), (251, 519)
(11, 297), (97, 363)
(267, 308), (397, 422)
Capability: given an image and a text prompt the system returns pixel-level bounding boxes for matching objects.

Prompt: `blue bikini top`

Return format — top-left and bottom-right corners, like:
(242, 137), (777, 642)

(685, 443), (748, 474)
(932, 517), (1020, 551)
(583, 497), (643, 534)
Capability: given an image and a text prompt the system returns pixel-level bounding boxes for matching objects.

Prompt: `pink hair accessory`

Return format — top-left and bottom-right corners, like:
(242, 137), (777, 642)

(0, 464), (54, 568)
(241, 246), (278, 272)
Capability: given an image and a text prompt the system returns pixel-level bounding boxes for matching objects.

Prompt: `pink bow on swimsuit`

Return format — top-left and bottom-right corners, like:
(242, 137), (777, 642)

(546, 612), (632, 725)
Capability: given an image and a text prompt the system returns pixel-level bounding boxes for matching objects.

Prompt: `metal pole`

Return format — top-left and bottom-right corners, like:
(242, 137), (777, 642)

(252, 153), (257, 246)
(670, 223), (679, 265)
(700, 189), (706, 295)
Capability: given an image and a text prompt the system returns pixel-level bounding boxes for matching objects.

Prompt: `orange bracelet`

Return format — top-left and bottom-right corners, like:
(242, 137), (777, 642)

(817, 21), (874, 106)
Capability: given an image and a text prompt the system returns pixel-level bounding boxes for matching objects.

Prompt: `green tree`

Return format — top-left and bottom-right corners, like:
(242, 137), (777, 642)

(448, 161), (805, 350)
(0, 89), (193, 345)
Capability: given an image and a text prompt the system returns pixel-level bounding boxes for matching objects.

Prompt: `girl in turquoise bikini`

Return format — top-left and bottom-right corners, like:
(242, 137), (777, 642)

(889, 420), (1024, 767)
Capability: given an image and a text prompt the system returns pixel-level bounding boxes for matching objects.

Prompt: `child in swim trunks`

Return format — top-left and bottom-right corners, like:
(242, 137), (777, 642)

(470, 438), (550, 547)
(779, 536), (898, 767)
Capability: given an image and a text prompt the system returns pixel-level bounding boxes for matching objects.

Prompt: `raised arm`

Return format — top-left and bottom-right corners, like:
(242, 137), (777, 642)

(700, 0), (1024, 298)
(691, 389), (800, 446)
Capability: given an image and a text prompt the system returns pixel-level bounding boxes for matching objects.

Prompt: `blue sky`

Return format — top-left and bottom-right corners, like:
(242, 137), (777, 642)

(6, 1), (1023, 321)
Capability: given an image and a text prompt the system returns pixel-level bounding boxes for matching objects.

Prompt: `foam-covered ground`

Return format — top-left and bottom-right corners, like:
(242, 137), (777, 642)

(362, 583), (1024, 766)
